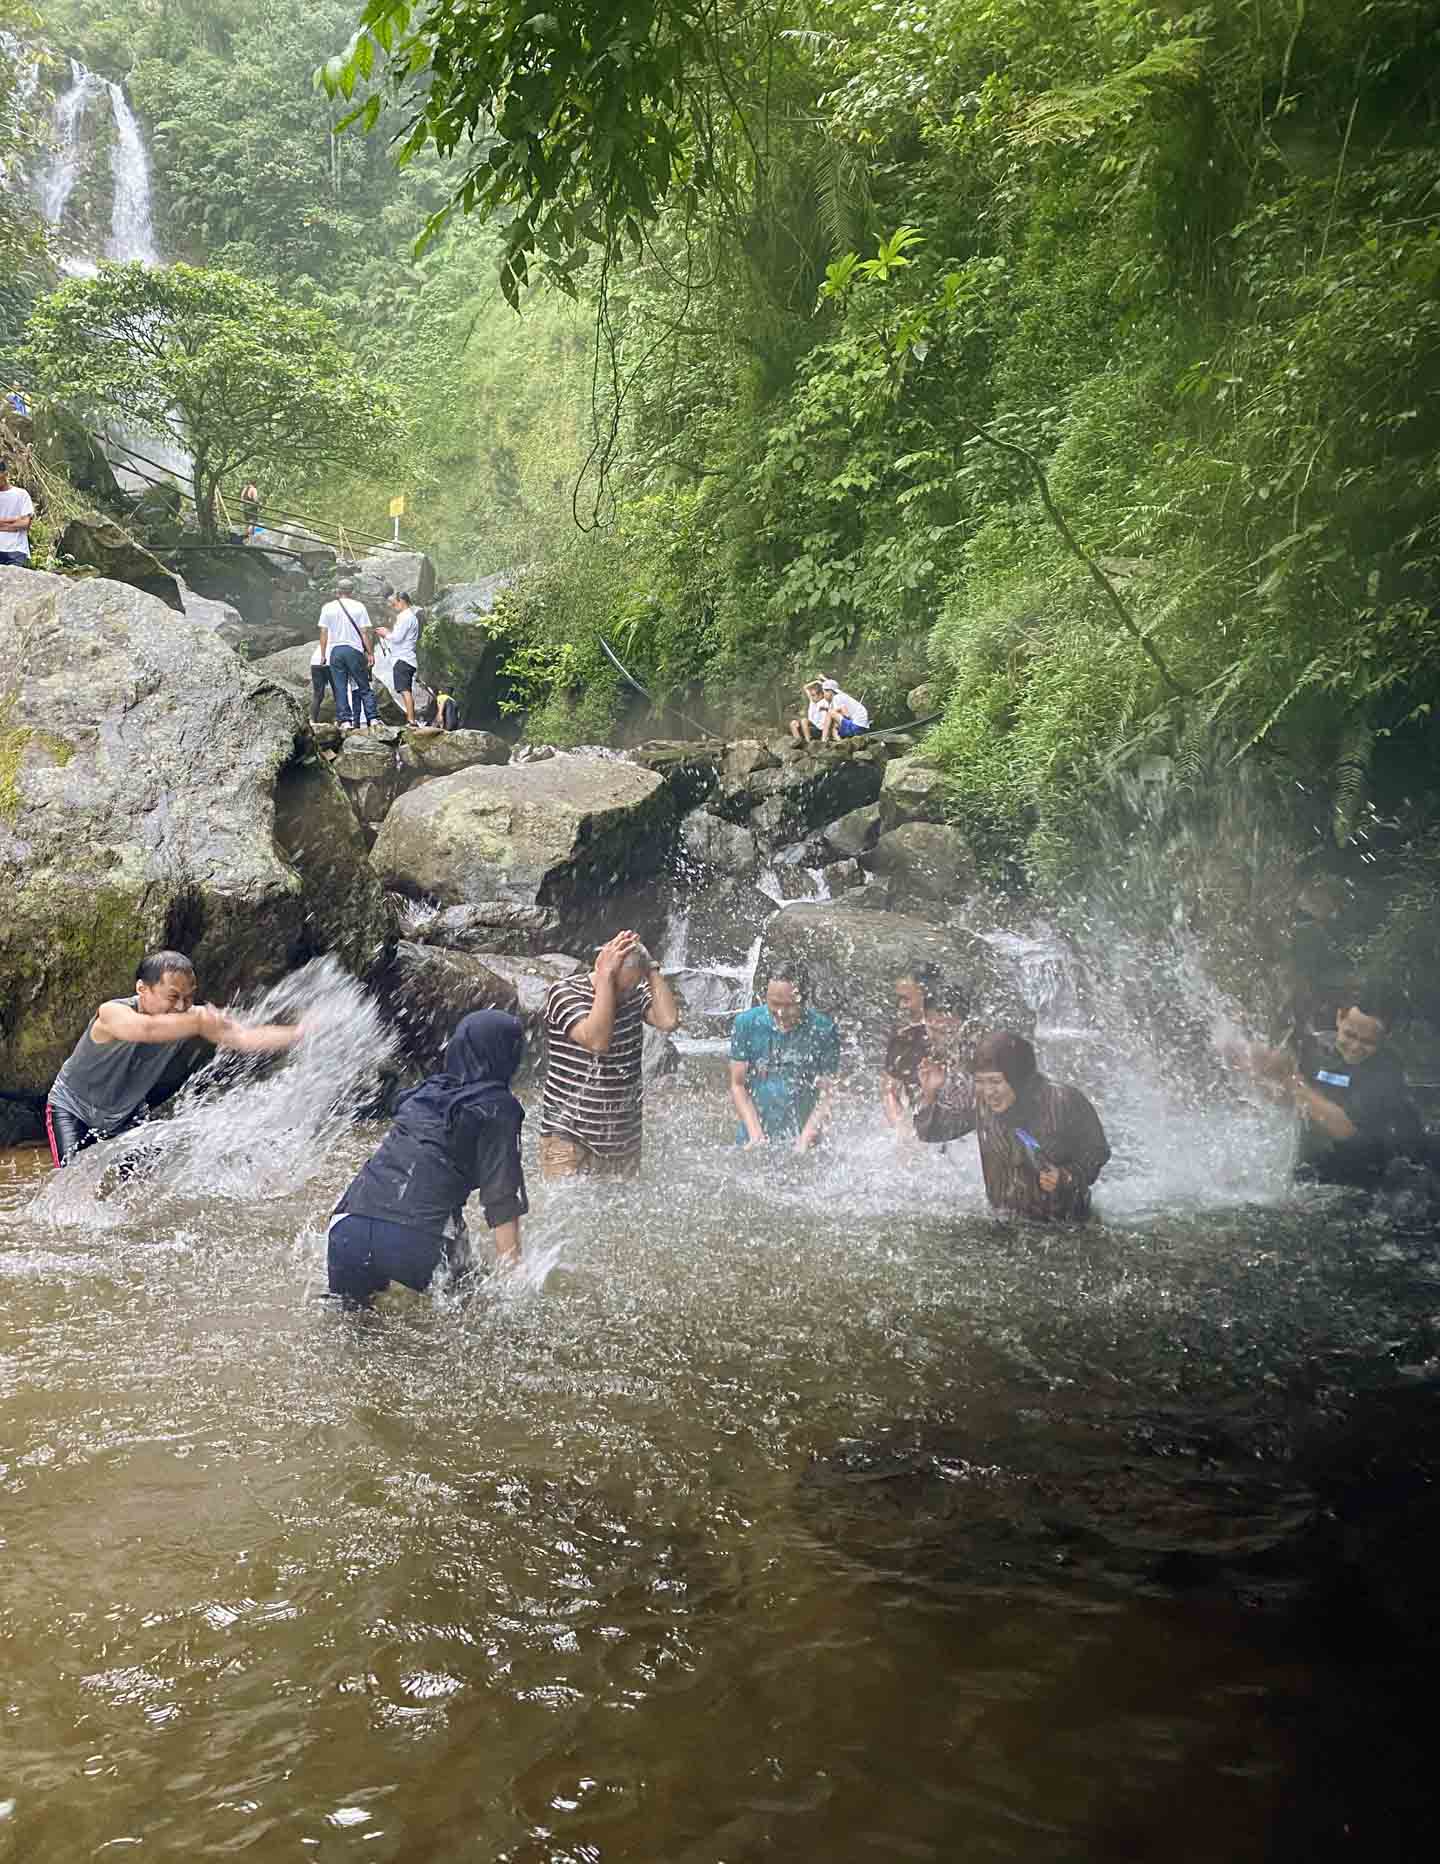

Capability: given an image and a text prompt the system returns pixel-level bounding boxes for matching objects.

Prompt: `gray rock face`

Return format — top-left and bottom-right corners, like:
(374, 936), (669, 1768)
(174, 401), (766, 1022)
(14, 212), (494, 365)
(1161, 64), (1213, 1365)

(396, 729), (510, 789)
(467, 950), (584, 1020)
(756, 901), (1031, 1055)
(709, 739), (889, 851)
(0, 569), (390, 1096)
(332, 732), (399, 834)
(55, 517), (183, 610)
(271, 754), (395, 973)
(385, 941), (520, 1075)
(821, 803), (882, 860)
(679, 808), (759, 879)
(341, 549), (437, 608)
(249, 643), (405, 726)
(432, 574), (512, 622)
(864, 822), (977, 903)
(178, 583), (244, 640)
(879, 753), (948, 830)
(627, 740), (723, 812)
(402, 900), (562, 957)
(370, 754), (677, 947)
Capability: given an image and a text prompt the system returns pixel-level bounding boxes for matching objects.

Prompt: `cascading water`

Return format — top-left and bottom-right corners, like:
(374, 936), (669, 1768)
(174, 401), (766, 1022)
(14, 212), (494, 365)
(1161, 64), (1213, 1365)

(26, 52), (188, 486)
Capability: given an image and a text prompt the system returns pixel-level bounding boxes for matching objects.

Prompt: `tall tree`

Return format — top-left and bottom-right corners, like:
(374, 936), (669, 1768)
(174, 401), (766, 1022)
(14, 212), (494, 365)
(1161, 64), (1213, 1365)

(24, 261), (399, 538)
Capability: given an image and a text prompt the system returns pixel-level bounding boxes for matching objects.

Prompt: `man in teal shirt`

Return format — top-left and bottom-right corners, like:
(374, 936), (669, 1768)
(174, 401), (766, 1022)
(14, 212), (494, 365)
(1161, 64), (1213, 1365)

(729, 962), (841, 1150)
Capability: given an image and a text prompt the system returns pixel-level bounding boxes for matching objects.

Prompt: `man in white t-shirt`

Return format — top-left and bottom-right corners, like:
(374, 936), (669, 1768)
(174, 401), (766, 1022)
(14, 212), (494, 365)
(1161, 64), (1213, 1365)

(0, 461), (35, 568)
(318, 580), (378, 730)
(820, 678), (869, 740)
(376, 590), (422, 726)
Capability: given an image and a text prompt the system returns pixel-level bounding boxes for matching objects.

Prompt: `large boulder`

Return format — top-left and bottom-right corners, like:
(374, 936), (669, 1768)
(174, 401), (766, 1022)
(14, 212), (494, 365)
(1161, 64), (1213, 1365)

(628, 740), (724, 812)
(396, 728), (510, 789)
(678, 807), (759, 879)
(709, 739), (889, 851)
(248, 643), (404, 726)
(821, 803), (881, 860)
(402, 900), (562, 958)
(178, 583), (244, 641)
(756, 901), (1032, 1059)
(271, 753), (395, 973)
(370, 753), (677, 949)
(383, 941), (519, 1076)
(864, 822), (978, 906)
(30, 404), (125, 506)
(176, 545), (317, 651)
(341, 549), (437, 608)
(55, 516), (183, 610)
(332, 730), (401, 834)
(466, 950), (584, 1021)
(0, 569), (391, 1097)
(879, 753), (948, 830)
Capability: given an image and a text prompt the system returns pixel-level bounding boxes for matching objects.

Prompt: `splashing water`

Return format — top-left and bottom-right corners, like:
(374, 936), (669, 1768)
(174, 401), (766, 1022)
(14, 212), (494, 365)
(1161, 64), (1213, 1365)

(29, 958), (394, 1229)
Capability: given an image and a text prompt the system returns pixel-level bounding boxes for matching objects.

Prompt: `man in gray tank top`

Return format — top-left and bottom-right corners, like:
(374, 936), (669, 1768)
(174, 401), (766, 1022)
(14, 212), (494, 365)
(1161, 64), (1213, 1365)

(46, 949), (304, 1167)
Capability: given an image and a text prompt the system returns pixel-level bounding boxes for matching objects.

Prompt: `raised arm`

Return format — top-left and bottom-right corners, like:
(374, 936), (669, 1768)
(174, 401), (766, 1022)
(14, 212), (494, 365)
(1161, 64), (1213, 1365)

(214, 1017), (304, 1057)
(94, 999), (229, 1047)
(644, 963), (681, 1033)
(566, 932), (634, 1054)
(913, 1058), (977, 1144)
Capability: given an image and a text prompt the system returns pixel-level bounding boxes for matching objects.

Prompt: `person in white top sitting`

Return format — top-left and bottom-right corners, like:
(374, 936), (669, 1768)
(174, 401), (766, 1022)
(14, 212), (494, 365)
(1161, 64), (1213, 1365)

(318, 580), (378, 731)
(819, 677), (870, 740)
(375, 590), (423, 727)
(0, 459), (35, 569)
(788, 678), (831, 744)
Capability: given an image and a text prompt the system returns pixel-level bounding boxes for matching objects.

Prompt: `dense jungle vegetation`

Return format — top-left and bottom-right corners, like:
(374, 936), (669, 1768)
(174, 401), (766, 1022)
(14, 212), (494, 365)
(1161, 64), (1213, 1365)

(5, 2), (1439, 1005)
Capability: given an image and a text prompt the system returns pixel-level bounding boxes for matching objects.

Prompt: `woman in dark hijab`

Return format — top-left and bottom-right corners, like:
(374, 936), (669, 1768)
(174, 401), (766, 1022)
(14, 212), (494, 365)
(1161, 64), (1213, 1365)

(914, 1028), (1110, 1220)
(328, 1010), (529, 1306)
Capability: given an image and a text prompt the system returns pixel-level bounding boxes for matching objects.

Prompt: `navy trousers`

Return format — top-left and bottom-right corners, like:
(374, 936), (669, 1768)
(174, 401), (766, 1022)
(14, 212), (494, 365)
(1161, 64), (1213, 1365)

(327, 1212), (453, 1306)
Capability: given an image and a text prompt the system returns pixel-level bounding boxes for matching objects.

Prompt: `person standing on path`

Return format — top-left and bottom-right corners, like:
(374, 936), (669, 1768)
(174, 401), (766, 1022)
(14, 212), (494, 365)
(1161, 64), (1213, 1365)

(729, 962), (840, 1151)
(0, 460), (35, 569)
(914, 1030), (1110, 1220)
(539, 931), (681, 1180)
(327, 1010), (529, 1305)
(319, 579), (378, 731)
(240, 480), (261, 540)
(376, 589), (422, 727)
(46, 950), (304, 1168)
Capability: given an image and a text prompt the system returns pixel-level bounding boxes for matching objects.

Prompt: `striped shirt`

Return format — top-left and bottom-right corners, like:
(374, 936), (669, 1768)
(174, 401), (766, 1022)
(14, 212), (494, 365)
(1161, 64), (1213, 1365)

(540, 976), (653, 1156)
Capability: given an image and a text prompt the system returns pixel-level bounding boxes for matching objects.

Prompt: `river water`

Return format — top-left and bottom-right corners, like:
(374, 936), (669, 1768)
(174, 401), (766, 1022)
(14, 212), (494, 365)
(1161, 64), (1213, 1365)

(3, 969), (1439, 1860)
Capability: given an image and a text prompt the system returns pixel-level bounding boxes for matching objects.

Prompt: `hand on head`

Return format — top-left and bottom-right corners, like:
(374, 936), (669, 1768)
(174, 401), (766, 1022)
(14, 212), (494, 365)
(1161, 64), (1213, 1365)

(595, 930), (648, 983)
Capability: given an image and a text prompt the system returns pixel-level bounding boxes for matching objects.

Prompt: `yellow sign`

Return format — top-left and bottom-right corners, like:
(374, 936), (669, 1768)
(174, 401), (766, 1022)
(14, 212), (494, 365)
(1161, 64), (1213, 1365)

(388, 494), (406, 518)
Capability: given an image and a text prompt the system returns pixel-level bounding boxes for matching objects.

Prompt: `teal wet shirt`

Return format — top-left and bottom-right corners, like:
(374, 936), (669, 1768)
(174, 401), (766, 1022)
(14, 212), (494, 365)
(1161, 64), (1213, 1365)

(729, 1004), (841, 1140)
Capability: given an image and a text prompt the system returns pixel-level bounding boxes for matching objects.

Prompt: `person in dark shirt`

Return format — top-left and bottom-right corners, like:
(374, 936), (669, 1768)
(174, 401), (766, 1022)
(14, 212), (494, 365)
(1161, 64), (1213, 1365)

(1234, 992), (1423, 1186)
(328, 1010), (529, 1305)
(914, 1029), (1111, 1220)
(881, 962), (972, 1135)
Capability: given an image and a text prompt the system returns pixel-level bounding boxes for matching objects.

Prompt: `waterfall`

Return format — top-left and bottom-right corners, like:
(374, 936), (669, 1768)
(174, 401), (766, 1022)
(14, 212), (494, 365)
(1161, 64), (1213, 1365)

(105, 74), (159, 265)
(35, 57), (104, 231)
(27, 53), (189, 489)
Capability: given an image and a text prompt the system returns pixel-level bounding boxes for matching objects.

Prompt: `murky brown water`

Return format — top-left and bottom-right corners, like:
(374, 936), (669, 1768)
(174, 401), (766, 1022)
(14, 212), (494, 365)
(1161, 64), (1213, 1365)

(3, 1061), (1438, 1861)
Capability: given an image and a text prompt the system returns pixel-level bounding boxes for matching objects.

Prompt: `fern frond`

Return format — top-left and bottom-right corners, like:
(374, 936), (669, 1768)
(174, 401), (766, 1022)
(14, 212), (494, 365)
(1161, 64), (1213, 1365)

(1331, 715), (1373, 847)
(1010, 38), (1208, 148)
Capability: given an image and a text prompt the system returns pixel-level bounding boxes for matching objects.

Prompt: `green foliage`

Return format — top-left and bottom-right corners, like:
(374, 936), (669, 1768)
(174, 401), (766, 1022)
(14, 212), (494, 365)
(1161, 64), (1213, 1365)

(322, 0), (717, 302)
(24, 261), (399, 537)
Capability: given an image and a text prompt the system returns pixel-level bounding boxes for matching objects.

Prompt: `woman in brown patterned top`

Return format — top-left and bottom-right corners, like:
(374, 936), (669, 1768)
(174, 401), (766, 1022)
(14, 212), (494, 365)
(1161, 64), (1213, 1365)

(914, 1030), (1110, 1220)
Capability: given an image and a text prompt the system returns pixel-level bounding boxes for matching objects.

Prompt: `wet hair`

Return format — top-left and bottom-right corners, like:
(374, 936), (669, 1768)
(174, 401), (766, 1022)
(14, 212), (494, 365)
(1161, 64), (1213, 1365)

(136, 949), (196, 986)
(765, 960), (809, 1000)
(972, 1029), (1037, 1089)
(1343, 987), (1400, 1031)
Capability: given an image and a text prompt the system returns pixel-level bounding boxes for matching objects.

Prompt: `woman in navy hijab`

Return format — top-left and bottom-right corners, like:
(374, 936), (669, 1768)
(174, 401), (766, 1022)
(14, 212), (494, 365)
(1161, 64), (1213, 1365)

(328, 1010), (528, 1306)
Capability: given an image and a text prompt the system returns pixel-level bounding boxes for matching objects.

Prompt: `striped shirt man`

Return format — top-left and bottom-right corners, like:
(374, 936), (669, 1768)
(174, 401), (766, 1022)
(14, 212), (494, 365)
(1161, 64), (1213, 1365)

(541, 975), (654, 1159)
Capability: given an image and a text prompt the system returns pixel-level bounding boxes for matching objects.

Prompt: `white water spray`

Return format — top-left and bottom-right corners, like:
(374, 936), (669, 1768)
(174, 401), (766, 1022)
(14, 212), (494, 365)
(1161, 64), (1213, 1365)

(30, 959), (395, 1230)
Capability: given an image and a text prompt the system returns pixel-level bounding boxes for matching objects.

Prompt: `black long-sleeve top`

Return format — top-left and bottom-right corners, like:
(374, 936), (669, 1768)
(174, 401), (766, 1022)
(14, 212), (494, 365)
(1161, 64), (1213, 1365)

(915, 1071), (1111, 1220)
(336, 1098), (528, 1238)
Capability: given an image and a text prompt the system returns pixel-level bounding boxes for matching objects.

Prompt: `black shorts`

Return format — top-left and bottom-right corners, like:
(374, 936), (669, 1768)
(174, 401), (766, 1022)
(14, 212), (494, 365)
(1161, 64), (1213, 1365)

(392, 659), (416, 694)
(45, 1100), (148, 1167)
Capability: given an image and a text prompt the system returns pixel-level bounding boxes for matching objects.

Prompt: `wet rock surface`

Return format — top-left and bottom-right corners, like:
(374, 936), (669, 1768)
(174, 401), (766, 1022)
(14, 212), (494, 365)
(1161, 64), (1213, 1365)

(396, 728), (510, 788)
(757, 901), (1031, 1050)
(864, 821), (978, 905)
(879, 751), (948, 830)
(371, 754), (677, 948)
(401, 900), (563, 958)
(0, 569), (386, 1095)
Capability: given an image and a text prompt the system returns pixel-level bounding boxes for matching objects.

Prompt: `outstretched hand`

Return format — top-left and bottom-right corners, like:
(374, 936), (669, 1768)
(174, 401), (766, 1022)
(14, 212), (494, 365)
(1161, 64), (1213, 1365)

(917, 1056), (947, 1104)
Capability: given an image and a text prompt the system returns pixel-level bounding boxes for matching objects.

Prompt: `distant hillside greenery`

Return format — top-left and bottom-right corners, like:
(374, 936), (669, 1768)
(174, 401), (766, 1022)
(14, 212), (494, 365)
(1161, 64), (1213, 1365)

(19, 3), (1440, 919)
